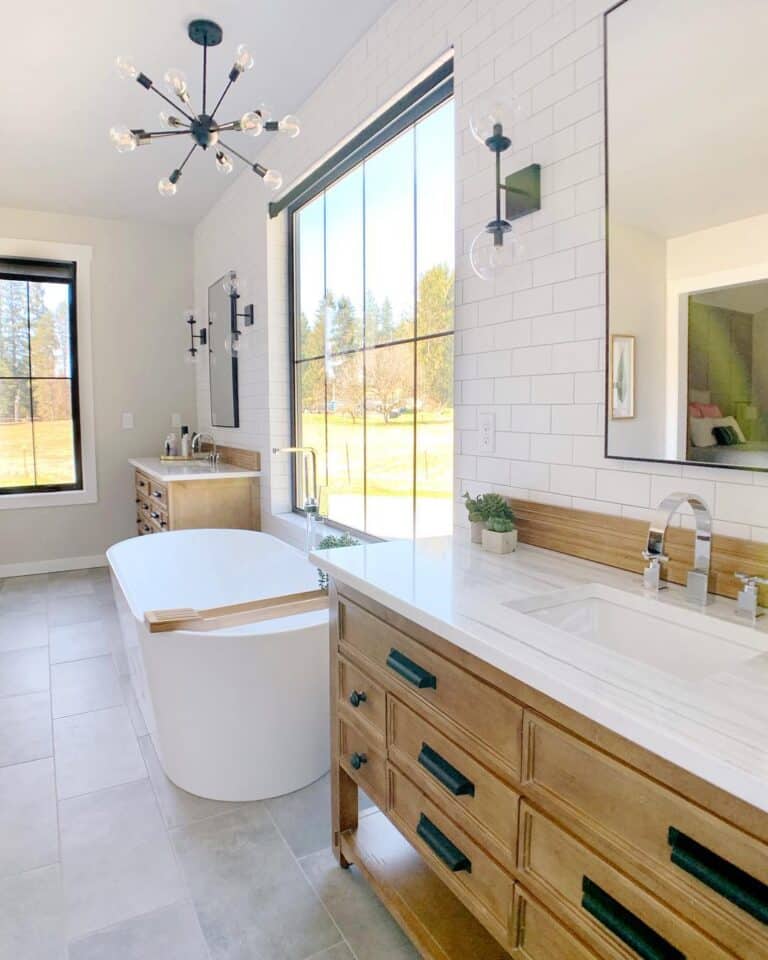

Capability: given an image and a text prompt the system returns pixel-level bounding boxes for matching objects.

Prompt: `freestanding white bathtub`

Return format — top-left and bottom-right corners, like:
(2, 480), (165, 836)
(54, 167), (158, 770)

(106, 529), (329, 801)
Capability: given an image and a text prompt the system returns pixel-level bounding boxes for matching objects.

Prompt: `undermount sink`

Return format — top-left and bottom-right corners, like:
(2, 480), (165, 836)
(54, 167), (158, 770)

(503, 584), (765, 683)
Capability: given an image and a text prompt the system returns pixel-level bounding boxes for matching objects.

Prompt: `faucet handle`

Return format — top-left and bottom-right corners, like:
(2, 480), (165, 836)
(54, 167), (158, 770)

(642, 550), (669, 592)
(734, 572), (768, 620)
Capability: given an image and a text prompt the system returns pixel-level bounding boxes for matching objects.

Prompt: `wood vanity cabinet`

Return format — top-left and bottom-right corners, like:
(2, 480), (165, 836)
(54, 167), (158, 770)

(133, 469), (259, 535)
(329, 581), (768, 960)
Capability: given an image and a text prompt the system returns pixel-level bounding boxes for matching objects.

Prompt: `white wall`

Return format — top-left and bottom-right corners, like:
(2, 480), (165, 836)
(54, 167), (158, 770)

(607, 221), (667, 459)
(194, 0), (768, 544)
(0, 206), (195, 572)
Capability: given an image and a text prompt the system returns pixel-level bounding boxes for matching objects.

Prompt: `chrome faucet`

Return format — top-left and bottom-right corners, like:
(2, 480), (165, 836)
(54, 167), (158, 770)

(192, 432), (219, 465)
(643, 492), (713, 605)
(734, 573), (768, 622)
(272, 446), (319, 514)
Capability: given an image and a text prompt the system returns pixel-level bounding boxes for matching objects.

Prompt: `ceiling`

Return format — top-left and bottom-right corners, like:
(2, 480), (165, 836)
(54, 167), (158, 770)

(607, 0), (768, 240)
(693, 281), (768, 317)
(0, 0), (394, 226)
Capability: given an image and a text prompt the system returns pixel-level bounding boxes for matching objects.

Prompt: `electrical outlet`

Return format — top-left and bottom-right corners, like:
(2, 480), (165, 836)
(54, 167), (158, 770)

(171, 413), (181, 427)
(478, 412), (495, 452)
(121, 412), (134, 430)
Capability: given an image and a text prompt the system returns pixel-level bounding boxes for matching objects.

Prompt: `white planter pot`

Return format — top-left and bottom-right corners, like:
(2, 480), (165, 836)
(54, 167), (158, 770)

(470, 520), (485, 544)
(482, 528), (518, 554)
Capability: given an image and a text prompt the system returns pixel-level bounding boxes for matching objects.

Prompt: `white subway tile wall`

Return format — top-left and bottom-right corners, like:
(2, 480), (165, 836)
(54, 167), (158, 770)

(194, 0), (766, 540)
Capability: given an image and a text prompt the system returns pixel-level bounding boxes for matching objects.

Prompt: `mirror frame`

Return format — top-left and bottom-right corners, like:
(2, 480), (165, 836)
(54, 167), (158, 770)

(602, 0), (767, 474)
(208, 272), (240, 429)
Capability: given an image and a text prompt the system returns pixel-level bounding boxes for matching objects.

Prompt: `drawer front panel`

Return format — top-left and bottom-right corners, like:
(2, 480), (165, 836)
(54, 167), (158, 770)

(524, 713), (768, 953)
(338, 657), (385, 737)
(149, 480), (168, 507)
(389, 697), (518, 867)
(340, 597), (522, 777)
(519, 803), (733, 960)
(513, 889), (600, 960)
(389, 766), (515, 946)
(135, 471), (150, 496)
(338, 719), (386, 809)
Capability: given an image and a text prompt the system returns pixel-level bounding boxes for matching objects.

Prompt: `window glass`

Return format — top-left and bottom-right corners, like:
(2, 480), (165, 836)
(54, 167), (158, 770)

(292, 98), (454, 538)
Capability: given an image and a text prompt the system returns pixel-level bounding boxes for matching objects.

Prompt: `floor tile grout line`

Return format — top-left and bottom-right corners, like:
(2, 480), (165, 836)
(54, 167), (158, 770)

(51, 695), (129, 724)
(67, 897), (200, 951)
(45, 617), (63, 887)
(264, 804), (359, 960)
(57, 773), (151, 806)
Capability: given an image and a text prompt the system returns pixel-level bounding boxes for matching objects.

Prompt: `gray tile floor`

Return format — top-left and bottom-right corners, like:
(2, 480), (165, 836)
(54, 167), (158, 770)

(0, 568), (418, 960)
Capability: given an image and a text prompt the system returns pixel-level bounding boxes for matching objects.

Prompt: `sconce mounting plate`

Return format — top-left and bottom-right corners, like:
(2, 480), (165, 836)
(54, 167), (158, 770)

(504, 163), (541, 222)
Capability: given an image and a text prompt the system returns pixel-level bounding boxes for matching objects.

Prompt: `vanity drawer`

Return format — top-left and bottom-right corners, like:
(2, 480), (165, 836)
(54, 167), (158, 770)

(389, 766), (515, 949)
(512, 888), (600, 960)
(388, 697), (518, 870)
(134, 471), (151, 497)
(339, 597), (522, 779)
(147, 506), (168, 532)
(519, 803), (733, 960)
(523, 714), (768, 956)
(338, 719), (386, 809)
(338, 656), (385, 739)
(148, 480), (168, 508)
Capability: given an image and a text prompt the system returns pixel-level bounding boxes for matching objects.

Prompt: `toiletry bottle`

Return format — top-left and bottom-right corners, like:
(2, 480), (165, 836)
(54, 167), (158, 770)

(164, 437), (171, 457)
(180, 426), (190, 458)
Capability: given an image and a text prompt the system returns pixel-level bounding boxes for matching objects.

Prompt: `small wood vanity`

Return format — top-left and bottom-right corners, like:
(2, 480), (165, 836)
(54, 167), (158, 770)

(131, 451), (260, 535)
(327, 578), (768, 959)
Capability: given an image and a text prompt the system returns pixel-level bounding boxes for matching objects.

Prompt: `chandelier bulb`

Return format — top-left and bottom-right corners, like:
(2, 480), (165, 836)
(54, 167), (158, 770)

(215, 151), (234, 175)
(109, 124), (138, 153)
(163, 68), (189, 102)
(158, 177), (177, 197)
(278, 114), (301, 138)
(159, 111), (183, 129)
(262, 169), (283, 191)
(115, 56), (139, 81)
(233, 44), (254, 73)
(239, 111), (263, 136)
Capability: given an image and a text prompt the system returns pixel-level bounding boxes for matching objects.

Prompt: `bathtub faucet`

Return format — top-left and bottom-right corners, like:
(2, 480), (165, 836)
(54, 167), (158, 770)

(272, 446), (320, 516)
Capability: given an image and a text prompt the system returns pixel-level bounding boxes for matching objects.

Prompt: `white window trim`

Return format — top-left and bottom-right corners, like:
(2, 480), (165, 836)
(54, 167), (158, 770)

(0, 238), (97, 510)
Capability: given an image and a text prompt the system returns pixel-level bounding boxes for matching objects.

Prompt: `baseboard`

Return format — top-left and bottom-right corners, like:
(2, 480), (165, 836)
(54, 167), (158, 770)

(0, 554), (107, 579)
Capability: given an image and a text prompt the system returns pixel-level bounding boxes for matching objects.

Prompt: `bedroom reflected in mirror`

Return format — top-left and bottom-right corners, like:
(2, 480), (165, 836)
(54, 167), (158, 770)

(605, 0), (768, 471)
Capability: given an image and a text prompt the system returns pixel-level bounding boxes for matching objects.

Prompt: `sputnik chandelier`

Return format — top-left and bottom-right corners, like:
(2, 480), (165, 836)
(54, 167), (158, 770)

(110, 19), (300, 197)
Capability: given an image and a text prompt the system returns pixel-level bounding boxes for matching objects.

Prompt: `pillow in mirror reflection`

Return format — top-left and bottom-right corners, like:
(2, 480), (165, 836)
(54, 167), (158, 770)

(690, 415), (747, 447)
(690, 417), (717, 447)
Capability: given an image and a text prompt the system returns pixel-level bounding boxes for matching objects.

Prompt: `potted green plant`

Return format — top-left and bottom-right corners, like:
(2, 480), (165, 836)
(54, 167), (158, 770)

(316, 532), (360, 590)
(481, 498), (517, 554)
(462, 492), (486, 543)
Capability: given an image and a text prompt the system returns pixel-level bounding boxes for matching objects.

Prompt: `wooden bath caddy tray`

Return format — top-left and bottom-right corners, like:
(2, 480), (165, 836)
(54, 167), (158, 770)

(145, 589), (328, 633)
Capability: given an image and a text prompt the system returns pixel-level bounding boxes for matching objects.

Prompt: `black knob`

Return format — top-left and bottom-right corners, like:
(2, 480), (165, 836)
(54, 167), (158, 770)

(350, 752), (367, 770)
(349, 690), (367, 708)
(153, 491), (162, 498)
(150, 512), (159, 520)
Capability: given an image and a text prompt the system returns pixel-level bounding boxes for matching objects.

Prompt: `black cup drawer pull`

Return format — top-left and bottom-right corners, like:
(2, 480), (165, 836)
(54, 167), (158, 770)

(668, 827), (768, 925)
(386, 648), (436, 689)
(582, 878), (685, 960)
(349, 690), (367, 708)
(349, 752), (367, 770)
(416, 813), (471, 873)
(418, 743), (475, 797)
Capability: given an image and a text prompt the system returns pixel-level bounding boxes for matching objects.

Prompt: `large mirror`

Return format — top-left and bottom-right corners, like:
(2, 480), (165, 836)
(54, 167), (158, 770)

(208, 274), (239, 428)
(606, 0), (768, 469)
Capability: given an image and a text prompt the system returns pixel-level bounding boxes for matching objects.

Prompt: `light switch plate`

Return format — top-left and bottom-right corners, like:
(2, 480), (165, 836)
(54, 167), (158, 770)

(121, 412), (134, 430)
(171, 413), (181, 427)
(478, 412), (495, 452)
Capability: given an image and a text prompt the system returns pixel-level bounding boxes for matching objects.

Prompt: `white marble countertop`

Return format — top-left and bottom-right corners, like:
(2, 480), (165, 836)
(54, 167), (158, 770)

(130, 457), (261, 482)
(311, 536), (768, 813)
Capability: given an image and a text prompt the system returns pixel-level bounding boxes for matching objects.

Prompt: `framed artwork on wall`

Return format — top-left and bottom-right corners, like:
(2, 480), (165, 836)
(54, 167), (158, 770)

(610, 334), (635, 420)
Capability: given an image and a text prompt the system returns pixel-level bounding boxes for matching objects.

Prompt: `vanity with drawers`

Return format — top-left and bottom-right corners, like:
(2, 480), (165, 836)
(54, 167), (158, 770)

(319, 543), (768, 960)
(130, 455), (261, 536)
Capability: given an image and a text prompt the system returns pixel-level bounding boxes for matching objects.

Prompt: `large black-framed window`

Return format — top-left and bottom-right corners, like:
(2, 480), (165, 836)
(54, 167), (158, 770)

(0, 257), (82, 494)
(288, 64), (454, 539)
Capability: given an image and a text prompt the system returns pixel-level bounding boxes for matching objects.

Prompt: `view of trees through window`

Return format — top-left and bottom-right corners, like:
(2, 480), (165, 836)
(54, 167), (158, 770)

(293, 99), (454, 538)
(0, 265), (80, 491)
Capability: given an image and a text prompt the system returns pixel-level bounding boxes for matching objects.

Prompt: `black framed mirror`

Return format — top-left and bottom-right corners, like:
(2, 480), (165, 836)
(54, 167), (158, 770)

(208, 273), (239, 428)
(605, 0), (768, 471)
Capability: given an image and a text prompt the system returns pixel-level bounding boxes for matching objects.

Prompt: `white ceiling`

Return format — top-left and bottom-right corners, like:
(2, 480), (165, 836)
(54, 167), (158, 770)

(607, 0), (768, 240)
(0, 0), (394, 226)
(693, 281), (768, 316)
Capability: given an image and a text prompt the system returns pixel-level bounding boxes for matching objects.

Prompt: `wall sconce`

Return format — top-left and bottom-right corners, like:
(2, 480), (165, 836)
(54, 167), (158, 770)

(185, 309), (207, 364)
(469, 106), (541, 280)
(222, 270), (254, 355)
